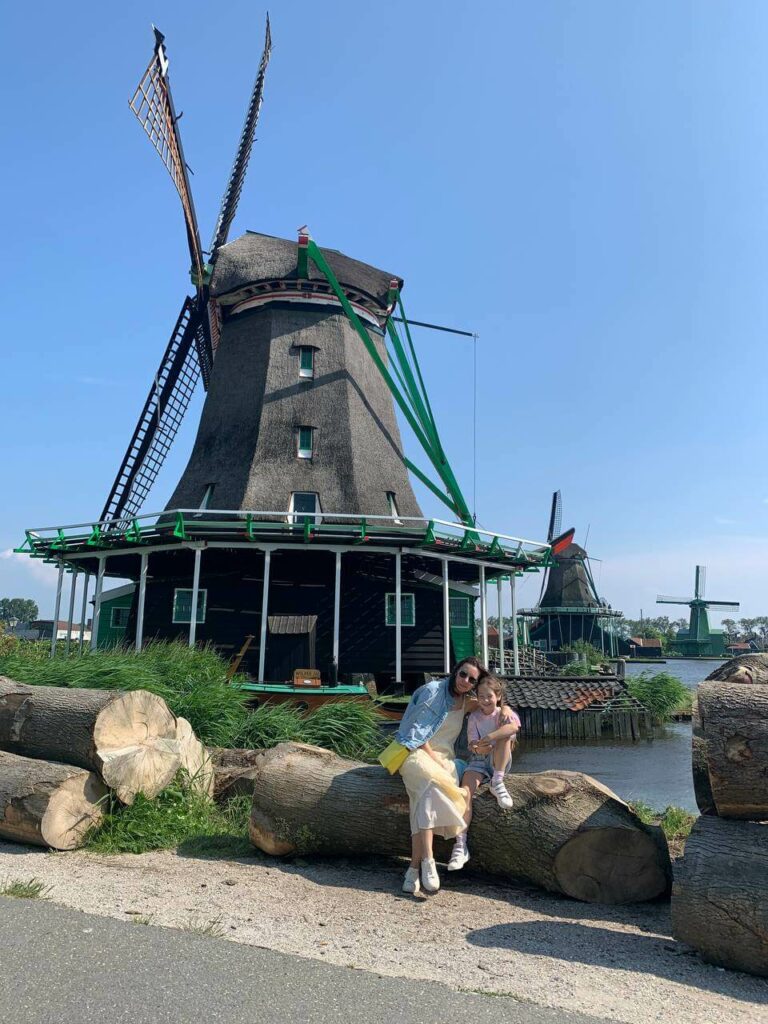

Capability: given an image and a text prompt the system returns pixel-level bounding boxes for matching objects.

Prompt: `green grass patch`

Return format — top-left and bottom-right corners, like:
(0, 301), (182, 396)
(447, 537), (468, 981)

(0, 878), (51, 899)
(626, 671), (690, 721)
(630, 801), (696, 843)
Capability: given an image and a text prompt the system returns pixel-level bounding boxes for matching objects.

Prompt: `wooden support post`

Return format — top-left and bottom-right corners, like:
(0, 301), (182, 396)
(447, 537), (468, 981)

(258, 550), (271, 682)
(50, 561), (65, 659)
(333, 551), (341, 674)
(78, 572), (90, 653)
(497, 576), (505, 674)
(511, 574), (520, 675)
(188, 547), (202, 648)
(480, 564), (488, 667)
(65, 568), (78, 653)
(395, 551), (402, 684)
(90, 557), (105, 652)
(135, 552), (148, 652)
(442, 558), (450, 674)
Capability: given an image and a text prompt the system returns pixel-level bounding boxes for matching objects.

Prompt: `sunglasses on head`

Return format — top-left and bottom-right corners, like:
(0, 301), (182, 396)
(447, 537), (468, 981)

(458, 669), (479, 683)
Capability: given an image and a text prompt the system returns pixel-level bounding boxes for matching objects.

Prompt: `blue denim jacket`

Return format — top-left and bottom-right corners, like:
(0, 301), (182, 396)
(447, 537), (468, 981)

(395, 677), (454, 751)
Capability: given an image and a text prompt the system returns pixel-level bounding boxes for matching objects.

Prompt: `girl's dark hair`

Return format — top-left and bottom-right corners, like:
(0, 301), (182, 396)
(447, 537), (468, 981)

(447, 655), (488, 696)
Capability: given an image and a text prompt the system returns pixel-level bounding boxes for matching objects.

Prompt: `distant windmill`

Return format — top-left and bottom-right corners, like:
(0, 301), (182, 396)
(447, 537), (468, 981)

(657, 565), (739, 658)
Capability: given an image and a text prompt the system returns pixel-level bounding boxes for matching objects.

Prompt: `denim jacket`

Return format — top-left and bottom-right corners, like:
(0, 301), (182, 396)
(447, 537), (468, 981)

(395, 677), (454, 751)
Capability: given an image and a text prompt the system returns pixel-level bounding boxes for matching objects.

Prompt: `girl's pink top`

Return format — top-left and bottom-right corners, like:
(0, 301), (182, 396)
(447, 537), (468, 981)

(467, 707), (521, 746)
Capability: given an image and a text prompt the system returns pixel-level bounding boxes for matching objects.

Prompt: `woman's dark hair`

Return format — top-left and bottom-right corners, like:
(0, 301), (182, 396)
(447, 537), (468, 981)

(447, 655), (488, 696)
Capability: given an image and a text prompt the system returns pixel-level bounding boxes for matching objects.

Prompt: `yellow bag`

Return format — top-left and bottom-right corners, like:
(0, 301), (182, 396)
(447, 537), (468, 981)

(378, 739), (410, 774)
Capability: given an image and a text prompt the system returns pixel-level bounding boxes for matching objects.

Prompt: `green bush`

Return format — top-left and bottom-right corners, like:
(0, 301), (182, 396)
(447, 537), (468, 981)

(627, 671), (690, 721)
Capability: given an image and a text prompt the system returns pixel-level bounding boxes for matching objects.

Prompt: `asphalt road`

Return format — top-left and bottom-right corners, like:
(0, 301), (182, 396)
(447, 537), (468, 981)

(0, 897), (611, 1024)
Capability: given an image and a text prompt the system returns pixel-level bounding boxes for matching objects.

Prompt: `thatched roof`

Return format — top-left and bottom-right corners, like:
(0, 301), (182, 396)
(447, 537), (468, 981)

(211, 232), (403, 313)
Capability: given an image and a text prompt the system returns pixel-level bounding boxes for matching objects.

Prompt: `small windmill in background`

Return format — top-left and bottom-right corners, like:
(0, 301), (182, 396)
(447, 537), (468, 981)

(657, 565), (739, 658)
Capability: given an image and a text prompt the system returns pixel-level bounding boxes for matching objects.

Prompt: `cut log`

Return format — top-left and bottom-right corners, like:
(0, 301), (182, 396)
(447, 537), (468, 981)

(696, 681), (768, 819)
(209, 748), (265, 803)
(691, 695), (715, 816)
(248, 743), (671, 905)
(175, 718), (215, 798)
(0, 750), (107, 850)
(705, 653), (768, 686)
(672, 815), (768, 978)
(0, 679), (180, 805)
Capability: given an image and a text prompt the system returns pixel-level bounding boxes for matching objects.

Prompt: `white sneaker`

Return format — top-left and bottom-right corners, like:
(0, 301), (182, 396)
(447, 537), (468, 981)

(447, 841), (469, 872)
(420, 857), (440, 893)
(490, 778), (514, 810)
(402, 866), (420, 894)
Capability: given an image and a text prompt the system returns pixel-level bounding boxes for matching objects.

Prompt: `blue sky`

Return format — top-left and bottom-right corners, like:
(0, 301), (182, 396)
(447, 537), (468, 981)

(1, 1), (766, 620)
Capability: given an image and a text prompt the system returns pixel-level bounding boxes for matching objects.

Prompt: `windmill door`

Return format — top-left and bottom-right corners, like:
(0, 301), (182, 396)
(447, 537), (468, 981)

(266, 615), (318, 682)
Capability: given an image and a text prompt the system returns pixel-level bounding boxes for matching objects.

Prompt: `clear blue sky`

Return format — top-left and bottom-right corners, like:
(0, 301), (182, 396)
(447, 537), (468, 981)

(1, 1), (766, 620)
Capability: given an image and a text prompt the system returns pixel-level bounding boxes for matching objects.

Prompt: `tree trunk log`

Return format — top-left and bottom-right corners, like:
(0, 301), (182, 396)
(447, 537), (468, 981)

(248, 743), (671, 905)
(696, 681), (768, 819)
(691, 695), (716, 815)
(209, 748), (265, 803)
(175, 718), (215, 798)
(672, 815), (768, 978)
(705, 653), (768, 686)
(0, 679), (180, 805)
(0, 750), (107, 850)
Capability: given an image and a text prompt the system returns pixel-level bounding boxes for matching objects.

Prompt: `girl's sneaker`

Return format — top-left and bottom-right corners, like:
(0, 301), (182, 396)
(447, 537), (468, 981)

(420, 857), (440, 893)
(490, 778), (514, 810)
(402, 866), (420, 894)
(447, 839), (469, 871)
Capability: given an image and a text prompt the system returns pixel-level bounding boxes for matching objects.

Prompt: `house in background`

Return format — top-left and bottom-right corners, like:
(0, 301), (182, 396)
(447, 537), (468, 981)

(10, 620), (92, 643)
(620, 635), (664, 660)
(92, 584), (136, 648)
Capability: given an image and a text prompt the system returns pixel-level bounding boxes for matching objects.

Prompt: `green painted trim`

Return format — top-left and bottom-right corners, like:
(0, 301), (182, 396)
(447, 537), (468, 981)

(173, 511), (187, 540)
(460, 530), (477, 552)
(420, 520), (436, 546)
(87, 524), (103, 547)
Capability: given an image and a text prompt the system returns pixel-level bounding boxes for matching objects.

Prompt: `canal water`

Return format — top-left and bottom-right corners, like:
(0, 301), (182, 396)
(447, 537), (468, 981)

(512, 659), (725, 813)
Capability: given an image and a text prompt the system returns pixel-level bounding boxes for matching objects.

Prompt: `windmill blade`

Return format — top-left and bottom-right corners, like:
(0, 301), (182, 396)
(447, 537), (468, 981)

(546, 490), (562, 543)
(705, 602), (741, 611)
(696, 565), (707, 600)
(209, 14), (272, 256)
(656, 595), (692, 604)
(129, 28), (213, 385)
(101, 298), (202, 526)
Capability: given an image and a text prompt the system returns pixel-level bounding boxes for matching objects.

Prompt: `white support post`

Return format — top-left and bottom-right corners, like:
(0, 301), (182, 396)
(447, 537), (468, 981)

(65, 568), (78, 653)
(258, 550), (271, 682)
(497, 576), (505, 674)
(395, 551), (402, 685)
(188, 547), (202, 648)
(442, 558), (450, 674)
(78, 572), (90, 653)
(50, 561), (65, 659)
(136, 552), (148, 652)
(510, 573), (520, 675)
(332, 551), (342, 675)
(480, 564), (488, 668)
(90, 557), (105, 651)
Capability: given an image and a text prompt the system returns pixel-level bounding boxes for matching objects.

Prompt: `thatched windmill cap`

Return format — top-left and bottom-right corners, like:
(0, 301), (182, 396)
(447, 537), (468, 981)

(211, 232), (403, 319)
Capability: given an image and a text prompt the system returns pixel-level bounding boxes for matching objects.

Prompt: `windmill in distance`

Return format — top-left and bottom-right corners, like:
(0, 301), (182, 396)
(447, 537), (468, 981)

(657, 565), (739, 658)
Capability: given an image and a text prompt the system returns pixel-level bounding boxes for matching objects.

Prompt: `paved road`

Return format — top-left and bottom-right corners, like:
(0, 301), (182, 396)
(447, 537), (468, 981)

(0, 897), (610, 1024)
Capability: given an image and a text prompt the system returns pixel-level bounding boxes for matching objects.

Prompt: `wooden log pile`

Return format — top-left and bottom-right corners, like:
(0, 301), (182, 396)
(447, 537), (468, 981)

(672, 654), (768, 977)
(0, 678), (213, 849)
(248, 742), (671, 905)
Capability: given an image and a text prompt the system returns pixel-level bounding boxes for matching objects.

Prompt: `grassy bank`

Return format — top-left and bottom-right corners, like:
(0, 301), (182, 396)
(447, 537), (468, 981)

(630, 801), (696, 857)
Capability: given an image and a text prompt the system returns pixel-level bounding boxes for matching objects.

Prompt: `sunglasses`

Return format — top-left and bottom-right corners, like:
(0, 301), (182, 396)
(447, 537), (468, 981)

(458, 669), (480, 683)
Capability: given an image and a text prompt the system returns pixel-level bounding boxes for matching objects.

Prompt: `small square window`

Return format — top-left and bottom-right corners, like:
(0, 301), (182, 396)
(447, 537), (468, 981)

(299, 347), (314, 379)
(449, 597), (470, 628)
(110, 607), (130, 629)
(385, 593), (415, 627)
(297, 426), (313, 459)
(172, 588), (207, 624)
(289, 492), (321, 525)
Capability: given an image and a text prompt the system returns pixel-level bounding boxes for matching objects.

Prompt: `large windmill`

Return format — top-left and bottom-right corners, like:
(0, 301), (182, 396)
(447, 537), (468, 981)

(657, 565), (739, 657)
(19, 20), (554, 687)
(519, 491), (622, 656)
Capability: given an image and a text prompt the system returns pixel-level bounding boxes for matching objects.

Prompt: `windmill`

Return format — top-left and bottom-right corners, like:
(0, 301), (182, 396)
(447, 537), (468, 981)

(19, 20), (555, 688)
(520, 491), (621, 656)
(657, 565), (739, 658)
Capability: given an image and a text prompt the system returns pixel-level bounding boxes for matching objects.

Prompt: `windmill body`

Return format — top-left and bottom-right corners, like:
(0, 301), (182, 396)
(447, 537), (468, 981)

(18, 22), (554, 688)
(657, 565), (738, 658)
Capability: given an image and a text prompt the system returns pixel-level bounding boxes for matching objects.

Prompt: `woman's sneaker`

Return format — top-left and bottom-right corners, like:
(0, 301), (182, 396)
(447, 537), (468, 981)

(490, 778), (514, 810)
(447, 839), (469, 871)
(402, 866), (420, 894)
(420, 857), (440, 893)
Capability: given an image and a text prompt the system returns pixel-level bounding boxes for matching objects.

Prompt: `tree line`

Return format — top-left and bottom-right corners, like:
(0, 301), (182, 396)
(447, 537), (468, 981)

(0, 598), (39, 625)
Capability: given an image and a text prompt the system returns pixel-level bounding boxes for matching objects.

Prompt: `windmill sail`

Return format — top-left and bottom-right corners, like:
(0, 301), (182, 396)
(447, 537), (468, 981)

(209, 15), (272, 256)
(100, 298), (202, 526)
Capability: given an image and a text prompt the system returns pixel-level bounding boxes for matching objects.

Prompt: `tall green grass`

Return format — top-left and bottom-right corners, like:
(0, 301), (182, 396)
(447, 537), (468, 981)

(627, 671), (690, 721)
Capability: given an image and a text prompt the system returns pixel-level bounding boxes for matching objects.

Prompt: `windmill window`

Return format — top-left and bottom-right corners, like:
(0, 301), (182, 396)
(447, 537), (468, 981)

(110, 607), (130, 629)
(385, 593), (415, 627)
(449, 597), (470, 628)
(288, 492), (321, 525)
(199, 483), (216, 509)
(386, 491), (402, 524)
(297, 426), (313, 459)
(299, 347), (315, 379)
(172, 588), (207, 624)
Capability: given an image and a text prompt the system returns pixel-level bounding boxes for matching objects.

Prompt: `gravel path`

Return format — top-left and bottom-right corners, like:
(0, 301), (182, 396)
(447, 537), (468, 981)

(0, 841), (765, 1024)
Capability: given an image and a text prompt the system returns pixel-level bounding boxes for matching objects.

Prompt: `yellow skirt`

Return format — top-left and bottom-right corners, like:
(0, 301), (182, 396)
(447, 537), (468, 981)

(399, 749), (467, 838)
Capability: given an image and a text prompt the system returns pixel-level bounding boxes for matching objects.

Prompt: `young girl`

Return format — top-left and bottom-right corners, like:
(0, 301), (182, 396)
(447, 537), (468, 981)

(447, 676), (520, 871)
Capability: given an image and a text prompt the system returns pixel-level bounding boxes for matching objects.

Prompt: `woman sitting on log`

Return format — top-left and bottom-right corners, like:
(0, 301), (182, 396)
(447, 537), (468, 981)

(386, 657), (516, 895)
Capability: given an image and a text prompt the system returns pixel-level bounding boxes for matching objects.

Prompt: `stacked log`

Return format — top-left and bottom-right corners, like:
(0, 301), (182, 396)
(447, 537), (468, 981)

(672, 654), (768, 977)
(0, 678), (213, 850)
(248, 742), (671, 905)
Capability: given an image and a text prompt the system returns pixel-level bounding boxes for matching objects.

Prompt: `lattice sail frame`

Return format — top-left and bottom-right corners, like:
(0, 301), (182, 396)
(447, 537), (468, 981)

(129, 30), (204, 281)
